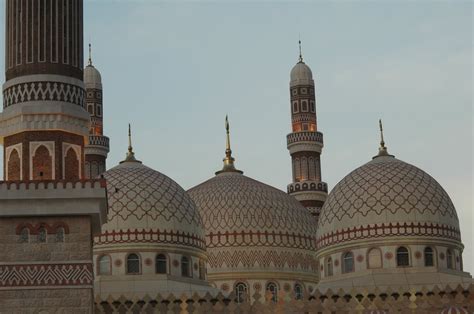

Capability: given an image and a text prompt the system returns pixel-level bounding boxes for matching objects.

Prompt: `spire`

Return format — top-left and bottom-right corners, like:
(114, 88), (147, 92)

(298, 39), (304, 63)
(88, 43), (92, 66)
(216, 116), (243, 175)
(373, 119), (393, 159)
(120, 124), (141, 163)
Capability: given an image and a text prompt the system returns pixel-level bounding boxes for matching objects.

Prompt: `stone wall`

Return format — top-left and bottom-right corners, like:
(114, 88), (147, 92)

(94, 284), (473, 313)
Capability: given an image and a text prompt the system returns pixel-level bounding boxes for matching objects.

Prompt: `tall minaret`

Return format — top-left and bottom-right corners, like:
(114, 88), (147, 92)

(286, 41), (328, 219)
(84, 44), (109, 178)
(1, 0), (89, 181)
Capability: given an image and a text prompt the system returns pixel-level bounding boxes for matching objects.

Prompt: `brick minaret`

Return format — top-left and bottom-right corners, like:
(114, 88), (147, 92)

(84, 44), (109, 178)
(286, 42), (328, 220)
(1, 0), (89, 181)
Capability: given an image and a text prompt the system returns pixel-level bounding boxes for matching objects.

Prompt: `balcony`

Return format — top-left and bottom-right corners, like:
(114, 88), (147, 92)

(287, 131), (323, 146)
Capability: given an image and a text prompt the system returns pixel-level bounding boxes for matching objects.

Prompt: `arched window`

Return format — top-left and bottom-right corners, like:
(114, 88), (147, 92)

(19, 227), (29, 243)
(181, 256), (190, 277)
(424, 247), (434, 267)
(235, 282), (248, 303)
(326, 257), (333, 276)
(56, 227), (65, 242)
(368, 248), (382, 269)
(342, 252), (354, 273)
(396, 247), (410, 267)
(126, 253), (140, 274)
(294, 283), (303, 300)
(98, 255), (111, 275)
(266, 282), (278, 302)
(156, 254), (167, 274)
(447, 249), (454, 269)
(293, 101), (299, 113)
(38, 227), (47, 243)
(198, 260), (205, 280)
(301, 100), (308, 112)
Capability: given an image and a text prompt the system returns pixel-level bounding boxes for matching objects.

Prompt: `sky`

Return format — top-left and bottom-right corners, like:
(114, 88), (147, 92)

(0, 1), (472, 273)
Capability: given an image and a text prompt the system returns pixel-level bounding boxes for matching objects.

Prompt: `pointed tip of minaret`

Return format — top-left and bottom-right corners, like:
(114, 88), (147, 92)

(373, 118), (394, 159)
(298, 38), (304, 63)
(216, 115), (243, 175)
(120, 123), (141, 164)
(88, 43), (92, 66)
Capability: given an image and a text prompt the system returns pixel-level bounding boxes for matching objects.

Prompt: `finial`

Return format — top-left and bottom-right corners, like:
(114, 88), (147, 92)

(373, 118), (393, 159)
(216, 115), (243, 175)
(120, 123), (141, 163)
(88, 43), (92, 66)
(298, 37), (303, 63)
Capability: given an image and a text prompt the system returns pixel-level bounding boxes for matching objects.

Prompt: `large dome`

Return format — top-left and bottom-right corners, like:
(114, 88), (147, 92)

(84, 64), (102, 89)
(316, 154), (460, 248)
(290, 61), (313, 86)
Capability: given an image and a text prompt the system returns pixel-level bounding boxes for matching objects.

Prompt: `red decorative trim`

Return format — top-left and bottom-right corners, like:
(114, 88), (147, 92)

(253, 282), (262, 291)
(114, 259), (122, 267)
(206, 230), (317, 251)
(415, 251), (422, 259)
(172, 260), (179, 268)
(385, 252), (393, 260)
(357, 255), (364, 263)
(317, 222), (461, 250)
(0, 263), (93, 287)
(144, 258), (153, 266)
(16, 222), (70, 235)
(334, 259), (339, 266)
(0, 179), (106, 190)
(94, 229), (206, 250)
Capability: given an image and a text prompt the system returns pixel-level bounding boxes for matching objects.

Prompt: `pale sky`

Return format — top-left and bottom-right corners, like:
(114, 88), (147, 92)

(0, 1), (472, 273)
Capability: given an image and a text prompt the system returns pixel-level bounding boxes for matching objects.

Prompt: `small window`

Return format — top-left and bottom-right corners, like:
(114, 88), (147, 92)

(301, 88), (307, 94)
(294, 283), (303, 300)
(396, 247), (410, 267)
(96, 105), (102, 117)
(97, 92), (102, 99)
(266, 282), (278, 302)
(326, 257), (333, 276)
(301, 100), (308, 112)
(98, 255), (111, 275)
(302, 123), (309, 131)
(310, 101), (315, 113)
(38, 227), (47, 243)
(156, 254), (167, 274)
(87, 92), (93, 98)
(56, 227), (65, 242)
(424, 247), (434, 267)
(127, 253), (140, 274)
(293, 101), (299, 113)
(19, 228), (29, 243)
(235, 282), (248, 303)
(342, 252), (354, 273)
(181, 256), (190, 277)
(292, 89), (297, 95)
(87, 103), (94, 115)
(198, 260), (205, 280)
(447, 249), (454, 269)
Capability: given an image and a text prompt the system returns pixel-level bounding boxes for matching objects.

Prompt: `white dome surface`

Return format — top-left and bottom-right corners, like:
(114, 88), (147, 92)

(316, 155), (460, 249)
(84, 64), (102, 89)
(290, 61), (313, 86)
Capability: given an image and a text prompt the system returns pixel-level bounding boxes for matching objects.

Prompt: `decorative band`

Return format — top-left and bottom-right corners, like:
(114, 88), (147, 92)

(316, 222), (461, 250)
(0, 263), (93, 288)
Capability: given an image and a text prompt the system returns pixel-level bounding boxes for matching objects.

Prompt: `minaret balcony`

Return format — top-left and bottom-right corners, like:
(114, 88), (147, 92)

(85, 135), (110, 157)
(287, 181), (328, 203)
(287, 131), (323, 154)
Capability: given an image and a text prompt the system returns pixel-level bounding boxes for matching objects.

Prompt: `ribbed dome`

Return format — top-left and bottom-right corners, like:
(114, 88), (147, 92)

(84, 64), (102, 89)
(189, 171), (317, 238)
(100, 160), (205, 241)
(290, 61), (313, 86)
(316, 155), (460, 247)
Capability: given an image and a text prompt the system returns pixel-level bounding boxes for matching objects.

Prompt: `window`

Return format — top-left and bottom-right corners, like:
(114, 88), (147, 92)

(301, 100), (308, 112)
(19, 228), (29, 243)
(199, 260), (205, 280)
(294, 283), (303, 300)
(424, 247), (434, 267)
(156, 254), (167, 274)
(293, 101), (299, 113)
(181, 256), (190, 277)
(342, 252), (354, 273)
(38, 227), (47, 243)
(310, 101), (315, 113)
(96, 105), (102, 117)
(301, 88), (307, 94)
(56, 227), (65, 242)
(266, 282), (278, 302)
(368, 248), (382, 269)
(87, 103), (94, 115)
(396, 247), (410, 267)
(302, 123), (309, 131)
(447, 249), (454, 269)
(235, 282), (248, 303)
(326, 257), (333, 276)
(126, 253), (140, 274)
(98, 255), (111, 275)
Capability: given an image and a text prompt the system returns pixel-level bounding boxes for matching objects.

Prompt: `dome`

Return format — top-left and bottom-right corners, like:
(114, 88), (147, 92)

(290, 61), (313, 86)
(316, 154), (460, 247)
(84, 64), (102, 89)
(99, 160), (205, 241)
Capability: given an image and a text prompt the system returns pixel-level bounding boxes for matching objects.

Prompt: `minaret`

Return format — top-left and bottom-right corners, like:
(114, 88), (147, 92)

(1, 0), (89, 181)
(84, 43), (109, 178)
(286, 41), (328, 219)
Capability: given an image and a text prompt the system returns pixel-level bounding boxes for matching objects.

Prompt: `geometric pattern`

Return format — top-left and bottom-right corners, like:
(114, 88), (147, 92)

(0, 263), (93, 287)
(317, 156), (460, 239)
(3, 81), (85, 108)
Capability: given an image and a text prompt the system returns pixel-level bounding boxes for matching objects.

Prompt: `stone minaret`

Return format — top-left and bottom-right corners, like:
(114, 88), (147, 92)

(286, 42), (328, 220)
(1, 0), (89, 181)
(84, 44), (109, 178)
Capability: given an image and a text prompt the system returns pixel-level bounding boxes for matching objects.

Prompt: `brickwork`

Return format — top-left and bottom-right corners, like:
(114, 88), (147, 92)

(6, 148), (20, 180)
(65, 148), (80, 180)
(3, 130), (84, 181)
(32, 145), (53, 180)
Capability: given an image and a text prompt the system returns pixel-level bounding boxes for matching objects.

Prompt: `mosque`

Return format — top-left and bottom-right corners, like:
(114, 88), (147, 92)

(0, 0), (471, 312)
